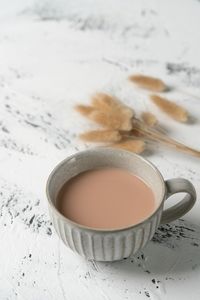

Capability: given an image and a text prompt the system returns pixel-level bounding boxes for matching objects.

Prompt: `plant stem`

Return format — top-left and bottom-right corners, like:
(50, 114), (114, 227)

(131, 120), (200, 158)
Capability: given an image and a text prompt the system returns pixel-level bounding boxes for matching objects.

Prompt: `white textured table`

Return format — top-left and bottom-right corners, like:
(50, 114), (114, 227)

(0, 1), (200, 299)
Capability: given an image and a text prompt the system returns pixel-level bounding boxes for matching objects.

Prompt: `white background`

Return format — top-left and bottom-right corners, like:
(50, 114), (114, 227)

(0, 0), (200, 299)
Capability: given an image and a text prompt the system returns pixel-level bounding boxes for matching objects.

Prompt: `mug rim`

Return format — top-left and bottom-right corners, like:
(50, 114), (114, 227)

(46, 147), (166, 233)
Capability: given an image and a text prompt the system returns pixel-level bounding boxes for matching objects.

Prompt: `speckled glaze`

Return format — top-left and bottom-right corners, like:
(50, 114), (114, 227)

(46, 148), (196, 261)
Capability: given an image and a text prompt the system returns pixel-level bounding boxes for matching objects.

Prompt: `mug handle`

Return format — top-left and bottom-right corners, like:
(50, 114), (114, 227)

(160, 178), (196, 224)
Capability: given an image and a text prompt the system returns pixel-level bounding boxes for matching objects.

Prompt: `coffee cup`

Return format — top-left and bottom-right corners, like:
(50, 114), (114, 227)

(46, 147), (196, 261)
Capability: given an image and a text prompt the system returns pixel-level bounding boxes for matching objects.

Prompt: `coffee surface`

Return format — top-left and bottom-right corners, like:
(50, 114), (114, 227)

(56, 168), (156, 229)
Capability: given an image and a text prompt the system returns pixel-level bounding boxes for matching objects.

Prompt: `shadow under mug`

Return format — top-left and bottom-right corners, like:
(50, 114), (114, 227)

(46, 148), (196, 261)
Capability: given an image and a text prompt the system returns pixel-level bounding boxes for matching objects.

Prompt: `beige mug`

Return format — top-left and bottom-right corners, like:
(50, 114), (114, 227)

(46, 148), (196, 261)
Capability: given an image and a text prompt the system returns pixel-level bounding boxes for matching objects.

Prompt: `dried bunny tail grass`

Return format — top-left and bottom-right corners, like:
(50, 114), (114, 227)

(150, 94), (188, 122)
(91, 93), (121, 111)
(75, 104), (95, 116)
(141, 112), (158, 127)
(129, 74), (167, 92)
(92, 93), (135, 116)
(89, 110), (133, 131)
(111, 139), (145, 154)
(79, 130), (122, 142)
(121, 106), (135, 118)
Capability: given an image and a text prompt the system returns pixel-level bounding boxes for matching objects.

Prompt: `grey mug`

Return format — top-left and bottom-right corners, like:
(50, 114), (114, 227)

(46, 148), (196, 261)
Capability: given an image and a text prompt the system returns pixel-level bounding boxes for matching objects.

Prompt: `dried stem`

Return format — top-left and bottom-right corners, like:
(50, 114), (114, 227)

(129, 74), (167, 92)
(112, 139), (145, 154)
(150, 94), (188, 122)
(131, 119), (200, 157)
(75, 104), (95, 116)
(80, 130), (121, 142)
(75, 92), (199, 158)
(141, 112), (158, 127)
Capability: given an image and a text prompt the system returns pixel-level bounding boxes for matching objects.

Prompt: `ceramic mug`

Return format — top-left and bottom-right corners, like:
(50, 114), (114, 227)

(46, 147), (196, 261)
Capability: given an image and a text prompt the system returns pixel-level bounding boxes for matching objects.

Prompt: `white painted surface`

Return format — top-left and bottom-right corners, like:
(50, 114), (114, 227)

(0, 1), (200, 299)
